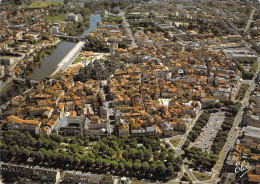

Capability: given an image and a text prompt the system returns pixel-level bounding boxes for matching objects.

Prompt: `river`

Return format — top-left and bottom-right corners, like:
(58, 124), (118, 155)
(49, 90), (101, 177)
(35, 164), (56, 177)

(29, 14), (102, 81)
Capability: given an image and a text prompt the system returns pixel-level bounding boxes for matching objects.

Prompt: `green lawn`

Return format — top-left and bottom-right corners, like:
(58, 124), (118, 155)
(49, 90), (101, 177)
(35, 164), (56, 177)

(73, 56), (82, 64)
(180, 173), (192, 183)
(192, 171), (211, 181)
(43, 13), (66, 21)
(26, 1), (62, 8)
(170, 138), (182, 147)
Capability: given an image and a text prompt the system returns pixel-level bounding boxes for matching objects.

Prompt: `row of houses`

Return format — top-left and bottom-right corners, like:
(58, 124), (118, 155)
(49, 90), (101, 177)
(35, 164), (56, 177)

(0, 162), (132, 184)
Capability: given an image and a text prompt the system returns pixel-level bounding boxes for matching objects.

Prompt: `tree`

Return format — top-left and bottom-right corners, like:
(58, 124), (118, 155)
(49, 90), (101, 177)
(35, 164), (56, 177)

(118, 162), (125, 171)
(167, 165), (175, 178)
(9, 147), (16, 157)
(143, 149), (152, 161)
(160, 151), (167, 161)
(21, 148), (31, 159)
(118, 42), (128, 49)
(107, 147), (115, 157)
(174, 164), (181, 172)
(215, 102), (222, 108)
(49, 141), (58, 150)
(95, 157), (103, 168)
(133, 162), (141, 172)
(149, 161), (157, 174)
(86, 158), (95, 166)
(156, 163), (166, 175)
(35, 151), (44, 163)
(176, 156), (183, 165)
(125, 161), (132, 171)
(229, 105), (239, 115)
(122, 150), (128, 159)
(57, 153), (66, 164)
(67, 155), (74, 165)
(111, 160), (118, 170)
(141, 161), (150, 173)
(102, 159), (111, 168)
(167, 153), (175, 164)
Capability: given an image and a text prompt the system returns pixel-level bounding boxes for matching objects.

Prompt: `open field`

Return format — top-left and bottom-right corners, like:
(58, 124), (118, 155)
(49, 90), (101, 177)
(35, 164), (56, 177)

(170, 138), (182, 147)
(192, 171), (211, 181)
(26, 1), (62, 8)
(43, 13), (66, 21)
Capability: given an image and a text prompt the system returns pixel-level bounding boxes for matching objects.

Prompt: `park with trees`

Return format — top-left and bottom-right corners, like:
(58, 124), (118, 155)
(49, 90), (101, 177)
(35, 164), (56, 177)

(234, 59), (258, 80)
(1, 130), (183, 181)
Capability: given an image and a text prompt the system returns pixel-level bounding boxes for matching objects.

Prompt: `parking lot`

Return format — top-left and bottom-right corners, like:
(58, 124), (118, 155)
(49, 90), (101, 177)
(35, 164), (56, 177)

(195, 112), (225, 153)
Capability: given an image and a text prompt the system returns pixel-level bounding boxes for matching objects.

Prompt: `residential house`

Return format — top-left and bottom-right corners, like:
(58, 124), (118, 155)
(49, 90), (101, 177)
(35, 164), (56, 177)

(7, 115), (41, 134)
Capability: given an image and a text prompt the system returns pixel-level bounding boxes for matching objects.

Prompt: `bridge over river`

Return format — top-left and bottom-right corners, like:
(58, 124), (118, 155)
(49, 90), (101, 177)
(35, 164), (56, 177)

(52, 35), (89, 42)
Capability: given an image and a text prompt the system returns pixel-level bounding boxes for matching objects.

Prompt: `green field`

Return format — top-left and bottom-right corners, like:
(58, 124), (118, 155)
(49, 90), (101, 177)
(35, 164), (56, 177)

(26, 1), (62, 8)
(73, 56), (82, 64)
(43, 13), (66, 21)
(170, 138), (182, 147)
(192, 171), (211, 181)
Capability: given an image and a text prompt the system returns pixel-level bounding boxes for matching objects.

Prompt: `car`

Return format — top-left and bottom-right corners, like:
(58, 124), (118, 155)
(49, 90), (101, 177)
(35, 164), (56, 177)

(229, 141), (231, 144)
(219, 161), (221, 163)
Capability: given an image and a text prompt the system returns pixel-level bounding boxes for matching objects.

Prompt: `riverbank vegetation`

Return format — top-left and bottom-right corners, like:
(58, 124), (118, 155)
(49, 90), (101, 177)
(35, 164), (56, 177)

(1, 130), (182, 181)
(22, 44), (58, 77)
(66, 7), (91, 36)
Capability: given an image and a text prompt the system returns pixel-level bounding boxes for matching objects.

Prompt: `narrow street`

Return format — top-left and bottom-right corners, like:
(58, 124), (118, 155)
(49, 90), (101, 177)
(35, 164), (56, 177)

(244, 7), (256, 35)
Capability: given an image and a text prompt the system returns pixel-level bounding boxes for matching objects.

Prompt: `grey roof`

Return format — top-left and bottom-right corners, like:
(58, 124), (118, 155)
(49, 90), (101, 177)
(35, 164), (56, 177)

(54, 115), (68, 132)
(243, 126), (260, 139)
(146, 127), (156, 132)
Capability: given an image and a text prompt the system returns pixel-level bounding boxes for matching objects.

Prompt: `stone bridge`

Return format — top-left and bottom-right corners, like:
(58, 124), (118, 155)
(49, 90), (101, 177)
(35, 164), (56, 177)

(52, 35), (89, 42)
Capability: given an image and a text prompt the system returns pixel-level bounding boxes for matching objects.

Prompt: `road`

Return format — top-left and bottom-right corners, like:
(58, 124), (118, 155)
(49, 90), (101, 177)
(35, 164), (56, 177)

(165, 56), (260, 184)
(107, 11), (137, 48)
(244, 7), (256, 35)
(211, 56), (260, 184)
(164, 111), (203, 183)
(176, 111), (203, 149)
